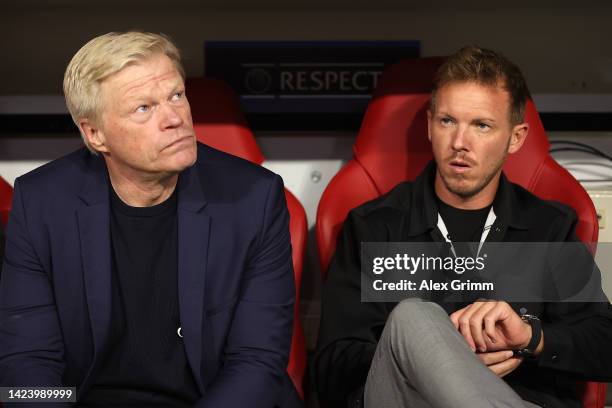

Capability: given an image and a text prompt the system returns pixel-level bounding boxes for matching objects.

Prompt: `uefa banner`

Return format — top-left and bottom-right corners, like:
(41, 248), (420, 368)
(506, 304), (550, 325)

(204, 41), (420, 128)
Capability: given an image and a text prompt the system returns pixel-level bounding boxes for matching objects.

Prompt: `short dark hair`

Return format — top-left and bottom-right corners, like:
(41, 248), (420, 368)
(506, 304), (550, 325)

(431, 46), (531, 125)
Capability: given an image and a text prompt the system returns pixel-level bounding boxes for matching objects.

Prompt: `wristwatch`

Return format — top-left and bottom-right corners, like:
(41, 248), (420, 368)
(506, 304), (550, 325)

(513, 314), (542, 358)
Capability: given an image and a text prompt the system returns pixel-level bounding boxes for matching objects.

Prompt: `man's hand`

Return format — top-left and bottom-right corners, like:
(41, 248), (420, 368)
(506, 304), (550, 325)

(449, 301), (532, 352)
(477, 350), (522, 378)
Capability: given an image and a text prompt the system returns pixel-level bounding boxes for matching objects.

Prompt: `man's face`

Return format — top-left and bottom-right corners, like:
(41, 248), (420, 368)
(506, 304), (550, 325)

(87, 53), (197, 179)
(427, 81), (527, 201)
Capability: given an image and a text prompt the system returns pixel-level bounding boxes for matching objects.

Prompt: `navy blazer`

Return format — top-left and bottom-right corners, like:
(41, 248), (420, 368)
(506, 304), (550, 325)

(0, 143), (299, 407)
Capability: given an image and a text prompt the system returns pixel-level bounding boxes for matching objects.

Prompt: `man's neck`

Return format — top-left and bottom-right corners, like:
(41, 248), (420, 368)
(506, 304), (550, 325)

(434, 172), (499, 210)
(107, 165), (178, 207)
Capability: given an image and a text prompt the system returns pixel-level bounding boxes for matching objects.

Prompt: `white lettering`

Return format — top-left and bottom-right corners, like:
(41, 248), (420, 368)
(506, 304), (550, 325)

(280, 72), (294, 91)
(352, 71), (368, 91)
(311, 71), (324, 91)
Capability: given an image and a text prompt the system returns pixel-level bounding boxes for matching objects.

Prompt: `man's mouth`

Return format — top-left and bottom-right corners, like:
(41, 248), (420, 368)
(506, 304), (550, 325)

(449, 159), (473, 173)
(165, 134), (194, 150)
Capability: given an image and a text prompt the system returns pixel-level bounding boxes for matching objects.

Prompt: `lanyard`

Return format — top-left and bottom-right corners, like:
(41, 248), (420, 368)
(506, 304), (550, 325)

(436, 207), (496, 258)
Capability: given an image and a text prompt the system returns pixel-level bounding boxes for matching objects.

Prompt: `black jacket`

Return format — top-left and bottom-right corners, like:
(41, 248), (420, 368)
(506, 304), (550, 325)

(315, 161), (612, 408)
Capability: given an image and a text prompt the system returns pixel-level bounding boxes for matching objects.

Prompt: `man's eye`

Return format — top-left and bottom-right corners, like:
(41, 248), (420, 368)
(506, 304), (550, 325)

(136, 105), (149, 113)
(171, 92), (183, 102)
(477, 122), (491, 130)
(440, 117), (453, 125)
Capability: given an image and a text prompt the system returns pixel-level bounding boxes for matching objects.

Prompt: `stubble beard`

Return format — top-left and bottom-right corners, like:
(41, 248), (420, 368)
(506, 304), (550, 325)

(441, 155), (506, 199)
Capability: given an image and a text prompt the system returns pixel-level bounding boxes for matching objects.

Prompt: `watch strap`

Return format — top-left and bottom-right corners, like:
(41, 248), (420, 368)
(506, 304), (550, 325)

(513, 314), (541, 358)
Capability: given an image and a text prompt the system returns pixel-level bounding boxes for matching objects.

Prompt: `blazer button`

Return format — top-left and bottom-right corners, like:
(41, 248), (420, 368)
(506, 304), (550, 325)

(551, 354), (558, 362)
(177, 326), (183, 338)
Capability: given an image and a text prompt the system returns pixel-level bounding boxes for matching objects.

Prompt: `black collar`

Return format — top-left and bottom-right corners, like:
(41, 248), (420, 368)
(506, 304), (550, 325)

(405, 161), (529, 239)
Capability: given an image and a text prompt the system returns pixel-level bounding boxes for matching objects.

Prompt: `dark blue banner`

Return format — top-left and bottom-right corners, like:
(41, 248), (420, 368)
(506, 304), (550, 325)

(204, 41), (420, 128)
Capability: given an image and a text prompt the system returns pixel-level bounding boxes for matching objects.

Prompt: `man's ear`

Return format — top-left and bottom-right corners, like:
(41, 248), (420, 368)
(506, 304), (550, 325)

(507, 122), (529, 154)
(79, 118), (109, 154)
(427, 109), (433, 143)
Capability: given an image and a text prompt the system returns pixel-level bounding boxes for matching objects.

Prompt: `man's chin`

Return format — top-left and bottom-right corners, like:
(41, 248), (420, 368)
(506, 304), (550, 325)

(443, 177), (481, 198)
(163, 152), (197, 174)
(176, 156), (197, 171)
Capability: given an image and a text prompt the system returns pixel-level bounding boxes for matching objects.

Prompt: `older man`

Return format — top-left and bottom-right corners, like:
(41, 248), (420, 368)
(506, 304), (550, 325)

(315, 46), (612, 408)
(0, 32), (299, 407)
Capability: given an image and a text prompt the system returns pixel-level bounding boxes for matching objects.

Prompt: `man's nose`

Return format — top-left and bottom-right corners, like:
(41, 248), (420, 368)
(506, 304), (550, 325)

(160, 103), (184, 129)
(451, 124), (469, 151)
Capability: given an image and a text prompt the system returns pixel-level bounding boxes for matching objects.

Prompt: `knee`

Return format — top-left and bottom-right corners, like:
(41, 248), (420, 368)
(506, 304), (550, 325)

(376, 299), (448, 365)
(387, 298), (448, 332)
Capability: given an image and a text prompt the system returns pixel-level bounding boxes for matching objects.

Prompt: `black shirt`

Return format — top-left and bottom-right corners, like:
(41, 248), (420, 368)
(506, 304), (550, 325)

(436, 197), (492, 243)
(81, 187), (199, 407)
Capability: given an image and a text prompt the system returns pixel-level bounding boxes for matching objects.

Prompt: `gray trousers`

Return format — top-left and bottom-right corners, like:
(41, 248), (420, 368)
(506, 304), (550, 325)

(364, 299), (540, 408)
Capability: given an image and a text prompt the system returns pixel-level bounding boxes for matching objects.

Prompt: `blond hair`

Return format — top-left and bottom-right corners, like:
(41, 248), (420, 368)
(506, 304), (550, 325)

(63, 31), (184, 151)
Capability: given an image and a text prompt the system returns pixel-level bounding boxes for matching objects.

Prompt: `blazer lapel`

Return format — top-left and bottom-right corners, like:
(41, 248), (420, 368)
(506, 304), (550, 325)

(176, 164), (209, 393)
(75, 156), (112, 395)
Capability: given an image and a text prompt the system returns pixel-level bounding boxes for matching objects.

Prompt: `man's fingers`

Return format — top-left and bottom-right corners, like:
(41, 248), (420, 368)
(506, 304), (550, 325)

(484, 313), (498, 346)
(457, 303), (482, 351)
(477, 350), (514, 366)
(488, 357), (523, 378)
(498, 357), (522, 378)
(483, 301), (530, 349)
(469, 302), (497, 352)
(450, 312), (459, 330)
(450, 305), (470, 330)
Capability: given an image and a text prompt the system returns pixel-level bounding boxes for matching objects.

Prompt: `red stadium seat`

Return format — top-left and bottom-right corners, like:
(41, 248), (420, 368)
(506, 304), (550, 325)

(315, 57), (606, 408)
(0, 177), (11, 408)
(0, 175), (13, 227)
(186, 78), (308, 400)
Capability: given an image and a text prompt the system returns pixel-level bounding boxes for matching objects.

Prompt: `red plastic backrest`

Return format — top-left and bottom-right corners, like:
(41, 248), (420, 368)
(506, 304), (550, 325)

(187, 78), (264, 165)
(0, 176), (13, 227)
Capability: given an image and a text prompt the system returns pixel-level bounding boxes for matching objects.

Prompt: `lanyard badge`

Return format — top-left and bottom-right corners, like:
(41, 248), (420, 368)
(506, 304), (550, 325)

(436, 207), (497, 258)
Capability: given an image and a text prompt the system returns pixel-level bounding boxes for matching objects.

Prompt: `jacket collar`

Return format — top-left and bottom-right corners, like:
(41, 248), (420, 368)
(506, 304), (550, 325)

(406, 160), (529, 238)
(76, 151), (208, 213)
(77, 151), (110, 206)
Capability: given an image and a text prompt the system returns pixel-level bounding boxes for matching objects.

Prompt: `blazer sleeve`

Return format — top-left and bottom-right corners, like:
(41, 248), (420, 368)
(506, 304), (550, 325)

(0, 179), (70, 406)
(195, 174), (295, 408)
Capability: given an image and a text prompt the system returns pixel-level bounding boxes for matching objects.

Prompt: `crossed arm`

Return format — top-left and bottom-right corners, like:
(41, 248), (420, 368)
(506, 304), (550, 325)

(450, 300), (542, 378)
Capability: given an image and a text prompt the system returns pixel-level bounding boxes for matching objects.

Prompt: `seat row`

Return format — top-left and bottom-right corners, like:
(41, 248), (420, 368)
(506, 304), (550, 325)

(0, 58), (606, 407)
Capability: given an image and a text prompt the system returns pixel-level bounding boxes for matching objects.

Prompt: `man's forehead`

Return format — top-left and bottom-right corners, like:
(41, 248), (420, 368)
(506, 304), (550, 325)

(104, 56), (183, 96)
(439, 80), (509, 97)
(435, 81), (510, 114)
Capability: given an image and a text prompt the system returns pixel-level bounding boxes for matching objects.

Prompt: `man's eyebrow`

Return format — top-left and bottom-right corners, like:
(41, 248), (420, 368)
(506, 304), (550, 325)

(471, 117), (497, 123)
(118, 69), (180, 95)
(123, 92), (152, 106)
(167, 83), (185, 94)
(435, 111), (455, 119)
(121, 79), (184, 105)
